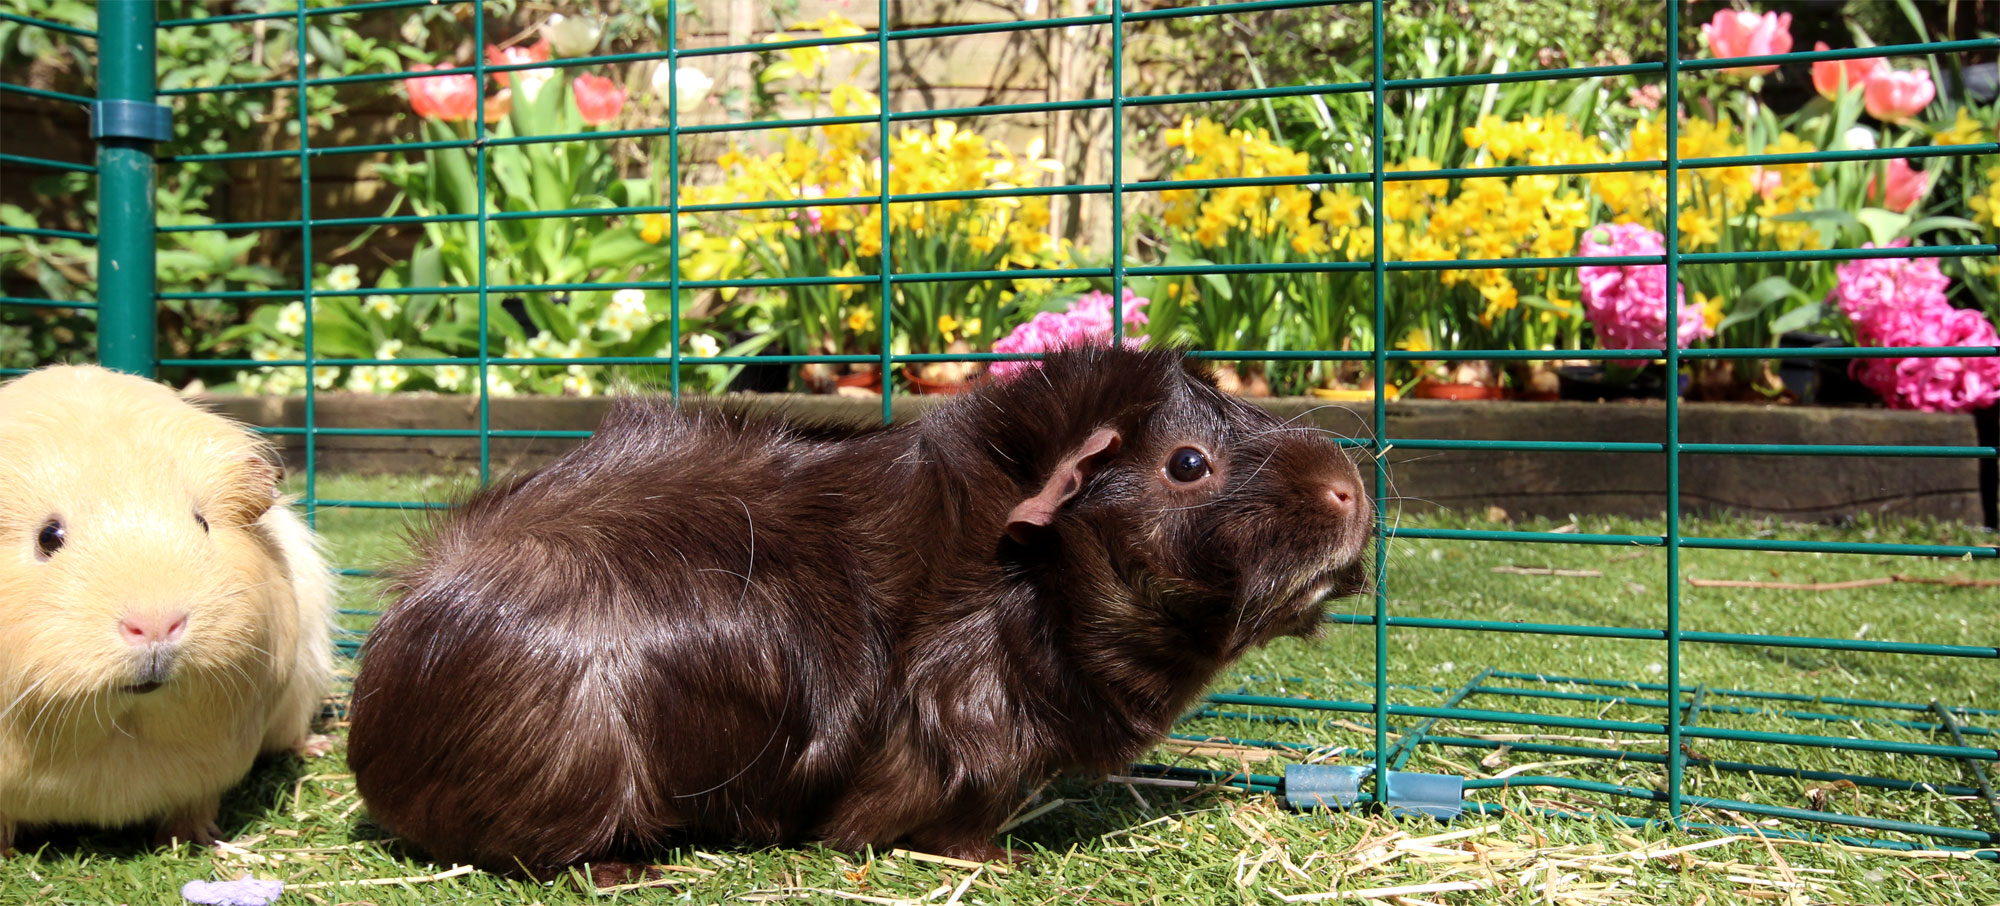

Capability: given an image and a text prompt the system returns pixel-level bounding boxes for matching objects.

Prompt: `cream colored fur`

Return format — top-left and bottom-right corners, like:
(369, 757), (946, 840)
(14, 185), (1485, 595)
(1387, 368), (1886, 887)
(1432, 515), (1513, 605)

(0, 365), (335, 853)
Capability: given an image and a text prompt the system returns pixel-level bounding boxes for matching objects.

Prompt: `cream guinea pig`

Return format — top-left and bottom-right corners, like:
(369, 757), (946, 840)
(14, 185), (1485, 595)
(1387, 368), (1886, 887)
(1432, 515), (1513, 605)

(0, 364), (335, 852)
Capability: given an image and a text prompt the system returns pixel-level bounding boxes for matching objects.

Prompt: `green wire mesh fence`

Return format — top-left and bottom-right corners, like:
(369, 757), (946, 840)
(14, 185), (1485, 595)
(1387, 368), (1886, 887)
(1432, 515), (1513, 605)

(1, 0), (1995, 861)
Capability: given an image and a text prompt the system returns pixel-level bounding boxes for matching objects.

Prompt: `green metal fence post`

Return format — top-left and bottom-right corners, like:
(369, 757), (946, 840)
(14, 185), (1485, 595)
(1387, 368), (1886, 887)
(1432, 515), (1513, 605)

(93, 1), (163, 377)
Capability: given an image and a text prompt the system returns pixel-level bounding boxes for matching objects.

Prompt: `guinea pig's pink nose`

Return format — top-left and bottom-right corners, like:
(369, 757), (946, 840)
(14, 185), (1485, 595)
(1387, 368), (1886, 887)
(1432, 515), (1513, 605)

(119, 612), (189, 646)
(1323, 477), (1362, 519)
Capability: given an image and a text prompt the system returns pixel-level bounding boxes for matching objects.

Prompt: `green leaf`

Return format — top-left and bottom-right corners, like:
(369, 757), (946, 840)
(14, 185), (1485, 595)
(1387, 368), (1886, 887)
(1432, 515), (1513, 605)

(1855, 208), (1913, 246)
(426, 120), (479, 218)
(623, 317), (680, 357)
(309, 311), (375, 358)
(305, 25), (345, 70)
(1739, 275), (1798, 310)
(584, 227), (656, 272)
(521, 294), (578, 341)
(1901, 216), (1983, 238)
(1768, 301), (1827, 337)
(412, 246), (444, 290)
(489, 144), (534, 206)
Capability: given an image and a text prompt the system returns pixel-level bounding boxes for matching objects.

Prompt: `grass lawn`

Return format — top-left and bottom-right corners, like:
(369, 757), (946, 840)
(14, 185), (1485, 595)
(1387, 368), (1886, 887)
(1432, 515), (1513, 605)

(5, 473), (1995, 905)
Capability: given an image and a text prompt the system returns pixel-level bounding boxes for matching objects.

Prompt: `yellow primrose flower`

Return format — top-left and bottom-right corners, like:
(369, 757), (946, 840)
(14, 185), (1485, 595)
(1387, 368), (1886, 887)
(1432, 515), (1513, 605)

(846, 306), (876, 333)
(1395, 329), (1432, 352)
(323, 264), (360, 292)
(274, 301), (306, 336)
(938, 313), (962, 343)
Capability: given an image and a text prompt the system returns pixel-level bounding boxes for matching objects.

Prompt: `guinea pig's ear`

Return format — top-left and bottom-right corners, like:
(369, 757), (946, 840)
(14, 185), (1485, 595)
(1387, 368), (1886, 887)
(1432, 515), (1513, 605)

(1005, 426), (1122, 543)
(215, 453), (282, 526)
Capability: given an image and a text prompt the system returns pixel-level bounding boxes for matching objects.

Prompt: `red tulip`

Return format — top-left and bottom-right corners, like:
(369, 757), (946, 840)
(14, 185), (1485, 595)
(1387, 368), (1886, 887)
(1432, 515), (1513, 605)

(485, 39), (555, 99)
(572, 73), (627, 124)
(405, 63), (478, 121)
(1809, 41), (1886, 100)
(484, 89), (513, 122)
(485, 39), (550, 68)
(1699, 10), (1792, 75)
(1866, 158), (1929, 213)
(1862, 68), (1936, 123)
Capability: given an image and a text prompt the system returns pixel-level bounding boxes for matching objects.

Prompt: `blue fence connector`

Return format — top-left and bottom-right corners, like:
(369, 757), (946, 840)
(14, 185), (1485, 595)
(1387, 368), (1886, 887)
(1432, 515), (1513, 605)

(89, 99), (172, 142)
(1284, 764), (1465, 820)
(1283, 763), (1369, 811)
(1383, 771), (1466, 821)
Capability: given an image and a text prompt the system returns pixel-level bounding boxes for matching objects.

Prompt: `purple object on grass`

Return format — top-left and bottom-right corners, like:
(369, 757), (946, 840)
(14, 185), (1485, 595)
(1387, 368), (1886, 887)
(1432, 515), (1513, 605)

(182, 878), (285, 906)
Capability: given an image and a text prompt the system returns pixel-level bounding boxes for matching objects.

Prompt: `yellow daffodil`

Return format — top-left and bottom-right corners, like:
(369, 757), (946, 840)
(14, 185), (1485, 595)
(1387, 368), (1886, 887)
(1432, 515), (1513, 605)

(1934, 108), (1987, 146)
(639, 213), (669, 243)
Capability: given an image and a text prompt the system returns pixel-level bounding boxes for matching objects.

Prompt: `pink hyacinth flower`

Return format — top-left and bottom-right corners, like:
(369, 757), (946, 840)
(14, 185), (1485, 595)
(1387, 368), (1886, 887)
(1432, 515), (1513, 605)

(1831, 241), (2000, 413)
(1577, 223), (1711, 351)
(991, 289), (1150, 380)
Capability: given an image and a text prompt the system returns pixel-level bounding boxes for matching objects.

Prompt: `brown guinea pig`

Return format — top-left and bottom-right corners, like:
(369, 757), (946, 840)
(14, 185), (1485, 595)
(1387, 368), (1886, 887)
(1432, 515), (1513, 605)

(0, 365), (335, 853)
(347, 345), (1371, 873)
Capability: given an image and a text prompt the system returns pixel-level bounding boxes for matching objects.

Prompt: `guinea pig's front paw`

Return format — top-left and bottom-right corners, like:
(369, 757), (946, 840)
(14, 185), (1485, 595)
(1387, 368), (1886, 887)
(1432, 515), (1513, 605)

(907, 835), (1031, 866)
(293, 733), (336, 759)
(155, 801), (224, 849)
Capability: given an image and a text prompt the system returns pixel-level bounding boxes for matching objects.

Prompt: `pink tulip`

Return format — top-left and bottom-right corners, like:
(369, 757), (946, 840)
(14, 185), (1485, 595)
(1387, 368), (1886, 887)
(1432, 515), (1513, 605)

(1809, 41), (1886, 100)
(1866, 158), (1929, 213)
(405, 63), (478, 122)
(571, 73), (627, 125)
(1700, 10), (1792, 75)
(1862, 68), (1935, 122)
(1750, 168), (1782, 202)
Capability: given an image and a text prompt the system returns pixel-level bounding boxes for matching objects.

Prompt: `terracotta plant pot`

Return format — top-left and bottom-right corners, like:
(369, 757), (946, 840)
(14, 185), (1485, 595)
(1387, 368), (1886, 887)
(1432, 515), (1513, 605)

(900, 366), (974, 395)
(833, 369), (882, 394)
(1411, 379), (1505, 400)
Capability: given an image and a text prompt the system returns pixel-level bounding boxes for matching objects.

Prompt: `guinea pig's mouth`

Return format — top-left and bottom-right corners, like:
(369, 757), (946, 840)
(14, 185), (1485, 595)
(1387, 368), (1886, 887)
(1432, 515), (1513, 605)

(1284, 561), (1374, 624)
(122, 647), (179, 694)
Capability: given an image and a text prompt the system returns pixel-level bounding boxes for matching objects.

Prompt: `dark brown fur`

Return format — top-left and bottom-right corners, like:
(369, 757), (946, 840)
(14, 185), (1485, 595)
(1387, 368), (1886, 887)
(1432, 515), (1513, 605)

(345, 346), (1371, 873)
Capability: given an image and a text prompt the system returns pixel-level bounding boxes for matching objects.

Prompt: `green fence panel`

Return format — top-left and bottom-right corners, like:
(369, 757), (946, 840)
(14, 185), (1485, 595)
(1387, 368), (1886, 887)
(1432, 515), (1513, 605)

(5, 0), (1996, 859)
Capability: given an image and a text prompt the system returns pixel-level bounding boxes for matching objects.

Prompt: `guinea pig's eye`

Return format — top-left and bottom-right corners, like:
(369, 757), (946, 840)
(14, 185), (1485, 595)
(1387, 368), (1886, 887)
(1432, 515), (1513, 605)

(35, 518), (65, 560)
(1164, 447), (1212, 483)
(195, 511), (209, 533)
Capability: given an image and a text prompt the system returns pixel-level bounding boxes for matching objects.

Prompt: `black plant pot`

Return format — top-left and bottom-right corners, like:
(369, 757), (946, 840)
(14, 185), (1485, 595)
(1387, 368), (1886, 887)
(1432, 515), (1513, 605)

(723, 333), (793, 393)
(1777, 331), (1875, 405)
(1555, 363), (1684, 402)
